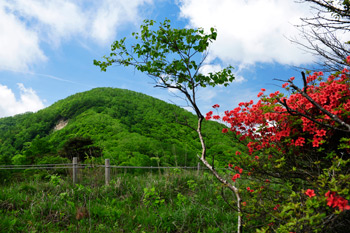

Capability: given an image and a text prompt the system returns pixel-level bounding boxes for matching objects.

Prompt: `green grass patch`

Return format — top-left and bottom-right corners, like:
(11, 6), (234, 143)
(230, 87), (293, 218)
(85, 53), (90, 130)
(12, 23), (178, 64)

(0, 169), (240, 232)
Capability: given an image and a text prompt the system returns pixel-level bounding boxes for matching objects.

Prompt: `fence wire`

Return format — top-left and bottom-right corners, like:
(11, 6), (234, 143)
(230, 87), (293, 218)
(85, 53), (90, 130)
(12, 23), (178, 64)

(0, 163), (229, 170)
(0, 163), (71, 167)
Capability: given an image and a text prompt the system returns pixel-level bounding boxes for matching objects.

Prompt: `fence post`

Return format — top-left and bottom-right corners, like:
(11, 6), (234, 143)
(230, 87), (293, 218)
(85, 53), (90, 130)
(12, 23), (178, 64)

(73, 157), (78, 184)
(105, 159), (110, 185)
(197, 162), (200, 175)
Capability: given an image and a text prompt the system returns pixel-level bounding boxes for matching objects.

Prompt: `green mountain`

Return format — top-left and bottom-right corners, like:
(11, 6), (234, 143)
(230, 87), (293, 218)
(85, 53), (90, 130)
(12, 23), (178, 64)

(0, 87), (242, 167)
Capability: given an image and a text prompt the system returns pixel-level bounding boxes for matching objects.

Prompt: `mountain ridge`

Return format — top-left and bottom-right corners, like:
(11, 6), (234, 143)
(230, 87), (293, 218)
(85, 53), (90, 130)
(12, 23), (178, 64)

(0, 87), (242, 168)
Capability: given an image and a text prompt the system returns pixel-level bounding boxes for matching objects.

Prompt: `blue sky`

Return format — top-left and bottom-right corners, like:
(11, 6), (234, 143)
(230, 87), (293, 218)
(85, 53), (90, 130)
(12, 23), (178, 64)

(0, 0), (318, 118)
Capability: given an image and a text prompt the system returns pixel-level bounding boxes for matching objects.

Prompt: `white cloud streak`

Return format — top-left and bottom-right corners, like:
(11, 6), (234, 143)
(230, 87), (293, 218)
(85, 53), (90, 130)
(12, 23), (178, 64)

(179, 0), (315, 67)
(0, 83), (44, 118)
(0, 0), (153, 71)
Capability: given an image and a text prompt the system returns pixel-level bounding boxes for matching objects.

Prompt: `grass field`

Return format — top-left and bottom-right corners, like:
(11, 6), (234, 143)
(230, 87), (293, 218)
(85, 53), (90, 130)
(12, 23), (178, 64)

(0, 168), (240, 232)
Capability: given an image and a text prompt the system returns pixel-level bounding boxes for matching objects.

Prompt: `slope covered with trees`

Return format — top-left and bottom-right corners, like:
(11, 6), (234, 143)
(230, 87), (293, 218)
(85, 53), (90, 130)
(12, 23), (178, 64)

(0, 87), (241, 168)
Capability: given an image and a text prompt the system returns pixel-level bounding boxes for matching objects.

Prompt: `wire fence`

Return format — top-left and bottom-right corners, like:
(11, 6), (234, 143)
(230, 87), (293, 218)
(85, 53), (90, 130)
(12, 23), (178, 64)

(0, 157), (227, 185)
(0, 163), (73, 169)
(0, 164), (203, 170)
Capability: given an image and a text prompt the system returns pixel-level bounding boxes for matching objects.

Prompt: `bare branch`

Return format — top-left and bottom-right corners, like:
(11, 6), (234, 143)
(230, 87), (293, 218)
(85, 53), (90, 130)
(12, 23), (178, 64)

(291, 0), (350, 72)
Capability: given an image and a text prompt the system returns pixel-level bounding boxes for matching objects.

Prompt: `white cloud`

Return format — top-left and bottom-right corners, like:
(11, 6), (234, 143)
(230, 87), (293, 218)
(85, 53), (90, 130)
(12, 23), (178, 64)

(200, 64), (246, 83)
(90, 0), (152, 44)
(0, 83), (44, 118)
(197, 88), (217, 103)
(199, 64), (222, 75)
(7, 0), (87, 46)
(0, 2), (47, 71)
(178, 0), (315, 67)
(0, 0), (153, 71)
(234, 75), (246, 83)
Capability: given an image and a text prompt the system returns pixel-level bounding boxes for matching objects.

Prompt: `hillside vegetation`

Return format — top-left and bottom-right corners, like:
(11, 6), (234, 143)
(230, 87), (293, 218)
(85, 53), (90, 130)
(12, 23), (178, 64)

(0, 87), (242, 171)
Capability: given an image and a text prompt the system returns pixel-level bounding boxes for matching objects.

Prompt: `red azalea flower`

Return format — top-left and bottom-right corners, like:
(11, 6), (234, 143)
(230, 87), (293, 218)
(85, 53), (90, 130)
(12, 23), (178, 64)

(325, 191), (350, 211)
(305, 189), (316, 198)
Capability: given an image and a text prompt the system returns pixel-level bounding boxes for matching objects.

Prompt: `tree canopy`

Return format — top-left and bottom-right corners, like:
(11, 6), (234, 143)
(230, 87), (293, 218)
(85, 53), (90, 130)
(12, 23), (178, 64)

(94, 19), (234, 118)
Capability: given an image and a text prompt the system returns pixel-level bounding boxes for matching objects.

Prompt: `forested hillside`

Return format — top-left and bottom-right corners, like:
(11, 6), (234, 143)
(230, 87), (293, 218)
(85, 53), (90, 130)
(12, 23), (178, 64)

(0, 87), (242, 167)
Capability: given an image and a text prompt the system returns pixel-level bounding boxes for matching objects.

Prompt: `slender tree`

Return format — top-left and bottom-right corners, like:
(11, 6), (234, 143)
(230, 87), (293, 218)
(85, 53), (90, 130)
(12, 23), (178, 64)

(94, 19), (244, 232)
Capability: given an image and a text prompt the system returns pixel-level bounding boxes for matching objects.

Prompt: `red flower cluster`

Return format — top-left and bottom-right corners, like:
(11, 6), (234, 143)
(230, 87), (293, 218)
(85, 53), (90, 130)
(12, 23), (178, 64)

(205, 111), (213, 120)
(212, 104), (220, 108)
(294, 137), (305, 147)
(282, 82), (289, 88)
(215, 68), (350, 154)
(325, 191), (350, 211)
(231, 173), (240, 182)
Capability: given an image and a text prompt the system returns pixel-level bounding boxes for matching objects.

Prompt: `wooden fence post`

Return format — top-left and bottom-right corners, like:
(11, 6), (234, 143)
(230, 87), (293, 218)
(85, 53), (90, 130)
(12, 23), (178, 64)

(73, 157), (78, 184)
(197, 162), (200, 175)
(105, 159), (110, 185)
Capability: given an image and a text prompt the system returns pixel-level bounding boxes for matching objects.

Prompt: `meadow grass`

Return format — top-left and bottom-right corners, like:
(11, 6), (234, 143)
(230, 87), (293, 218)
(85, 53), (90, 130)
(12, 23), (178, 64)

(0, 168), (239, 232)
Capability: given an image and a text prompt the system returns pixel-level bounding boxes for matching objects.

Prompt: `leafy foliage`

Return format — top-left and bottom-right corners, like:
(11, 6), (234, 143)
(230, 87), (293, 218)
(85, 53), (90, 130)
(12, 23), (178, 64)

(0, 88), (237, 172)
(58, 136), (102, 161)
(94, 19), (234, 91)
